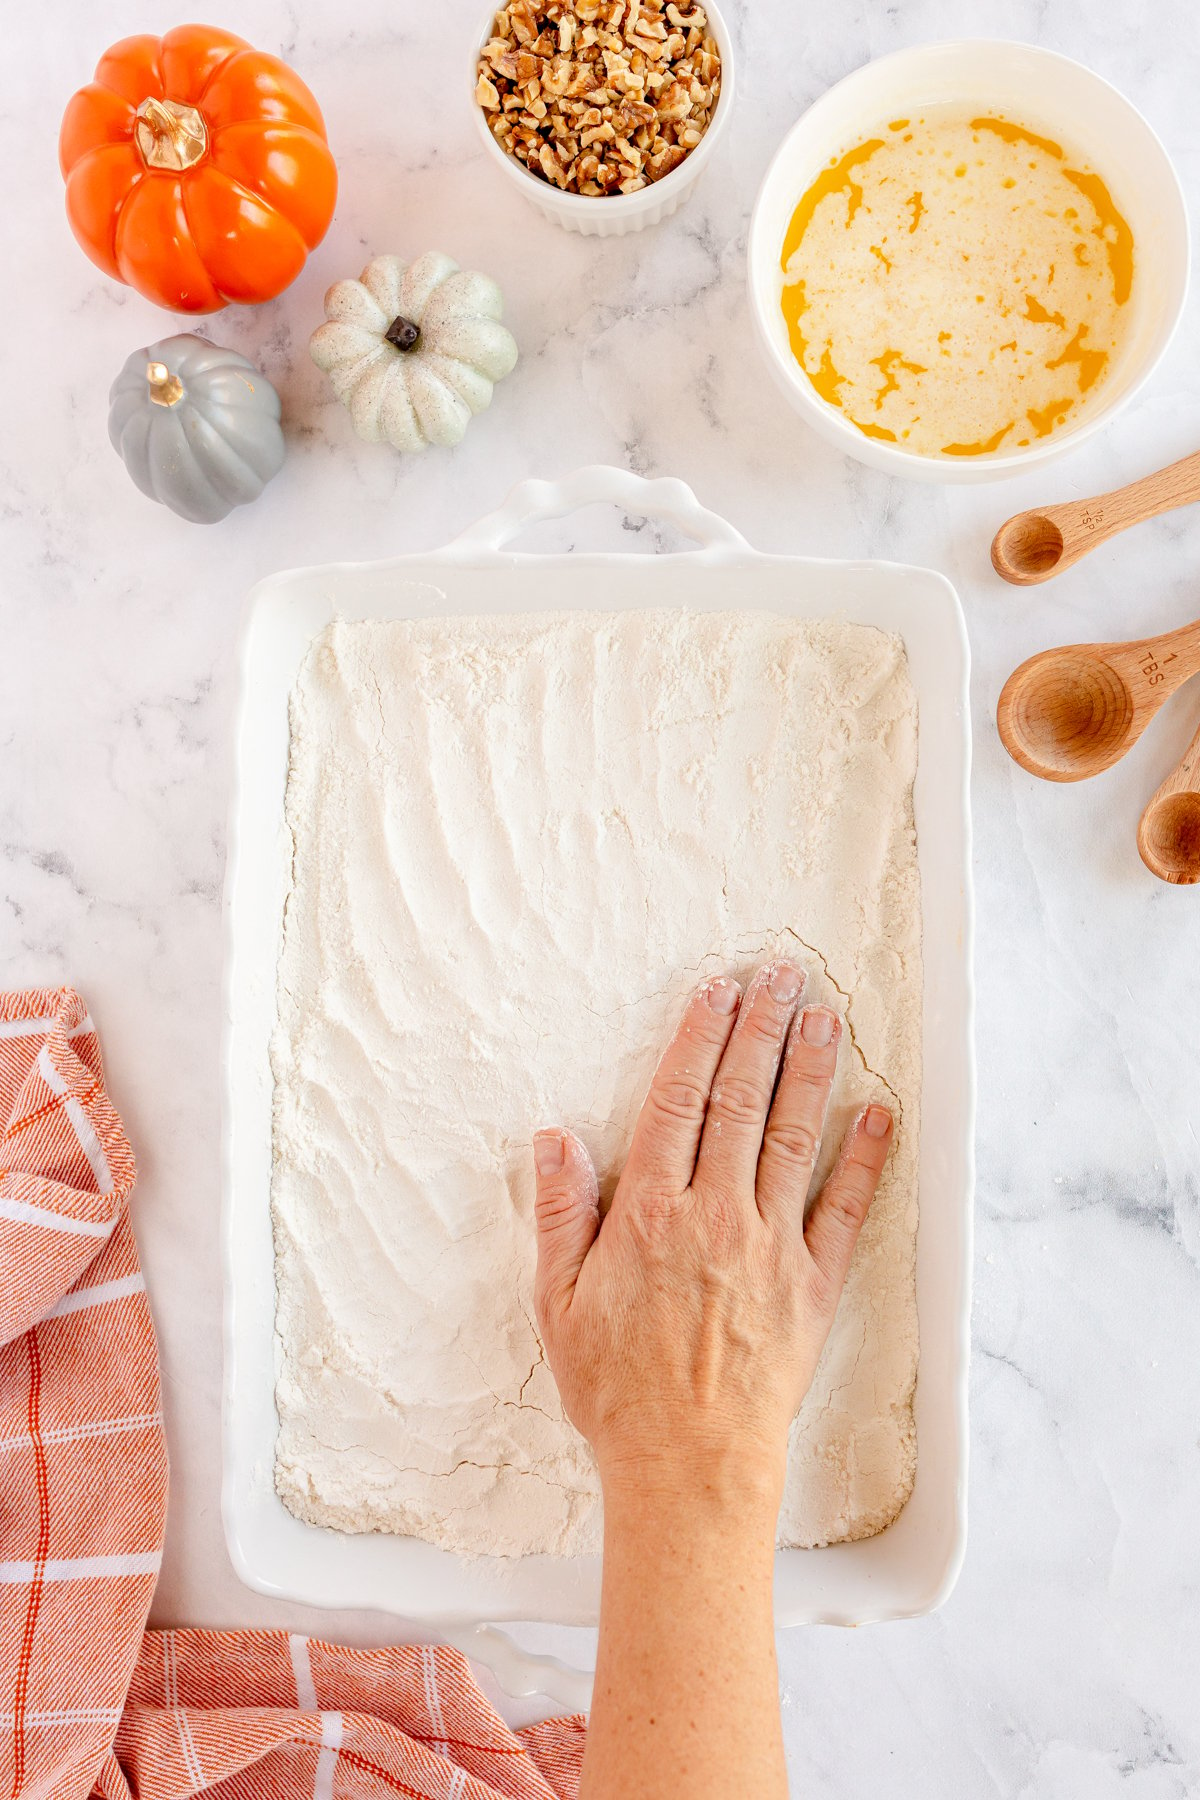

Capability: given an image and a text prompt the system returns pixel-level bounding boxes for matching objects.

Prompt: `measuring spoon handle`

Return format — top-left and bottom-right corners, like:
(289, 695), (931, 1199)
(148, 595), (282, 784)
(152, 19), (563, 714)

(1053, 448), (1200, 563)
(1134, 615), (1200, 681)
(1111, 618), (1200, 727)
(1170, 721), (1200, 790)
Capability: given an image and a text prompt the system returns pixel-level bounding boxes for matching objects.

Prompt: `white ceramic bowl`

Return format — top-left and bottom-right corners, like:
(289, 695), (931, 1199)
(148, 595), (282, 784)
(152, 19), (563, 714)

(469, 0), (734, 235)
(748, 41), (1190, 483)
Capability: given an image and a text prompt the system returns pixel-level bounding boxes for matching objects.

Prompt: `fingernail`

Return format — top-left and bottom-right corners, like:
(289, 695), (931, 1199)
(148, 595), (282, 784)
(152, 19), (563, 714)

(768, 962), (803, 1005)
(534, 1132), (564, 1175)
(864, 1105), (891, 1139)
(800, 1006), (835, 1047)
(707, 977), (740, 1014)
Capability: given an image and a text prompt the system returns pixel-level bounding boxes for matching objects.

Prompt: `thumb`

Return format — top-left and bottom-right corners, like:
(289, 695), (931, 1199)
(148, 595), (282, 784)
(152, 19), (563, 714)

(532, 1128), (600, 1324)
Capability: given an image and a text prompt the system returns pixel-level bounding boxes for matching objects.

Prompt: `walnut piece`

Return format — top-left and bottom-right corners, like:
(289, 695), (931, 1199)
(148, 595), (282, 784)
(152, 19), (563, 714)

(477, 0), (721, 197)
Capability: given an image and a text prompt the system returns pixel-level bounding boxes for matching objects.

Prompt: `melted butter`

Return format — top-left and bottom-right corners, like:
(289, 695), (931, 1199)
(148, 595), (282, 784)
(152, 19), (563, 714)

(942, 423), (1014, 457)
(1026, 395), (1077, 437)
(970, 116), (1064, 159)
(1047, 323), (1108, 392)
(781, 140), (884, 270)
(1063, 168), (1134, 304)
(871, 348), (927, 407)
(1024, 293), (1065, 327)
(779, 106), (1135, 458)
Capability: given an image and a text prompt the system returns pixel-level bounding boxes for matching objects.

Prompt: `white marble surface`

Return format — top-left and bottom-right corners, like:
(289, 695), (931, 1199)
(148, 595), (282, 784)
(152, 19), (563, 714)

(4, 0), (1200, 1788)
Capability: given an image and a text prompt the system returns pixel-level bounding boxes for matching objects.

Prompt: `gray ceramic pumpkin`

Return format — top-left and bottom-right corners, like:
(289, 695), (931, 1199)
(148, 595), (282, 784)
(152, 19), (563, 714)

(108, 334), (285, 524)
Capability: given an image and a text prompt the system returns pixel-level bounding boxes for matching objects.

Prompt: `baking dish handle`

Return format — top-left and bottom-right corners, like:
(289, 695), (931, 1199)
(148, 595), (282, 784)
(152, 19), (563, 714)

(445, 464), (750, 561)
(448, 1622), (594, 1712)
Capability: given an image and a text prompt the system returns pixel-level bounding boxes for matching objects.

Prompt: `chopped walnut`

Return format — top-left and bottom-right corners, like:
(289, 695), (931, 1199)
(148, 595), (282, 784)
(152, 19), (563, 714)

(477, 0), (721, 197)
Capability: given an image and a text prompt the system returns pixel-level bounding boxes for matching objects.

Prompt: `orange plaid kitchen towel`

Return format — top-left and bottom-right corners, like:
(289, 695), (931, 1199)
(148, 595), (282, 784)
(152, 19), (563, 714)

(1, 989), (585, 1800)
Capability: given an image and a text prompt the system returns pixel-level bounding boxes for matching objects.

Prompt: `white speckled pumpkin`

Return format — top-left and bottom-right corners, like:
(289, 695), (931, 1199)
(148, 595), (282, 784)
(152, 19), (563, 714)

(309, 252), (518, 451)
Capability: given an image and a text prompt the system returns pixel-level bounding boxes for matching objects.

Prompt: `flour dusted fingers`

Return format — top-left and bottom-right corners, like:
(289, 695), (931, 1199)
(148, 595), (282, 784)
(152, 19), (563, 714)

(693, 962), (806, 1197)
(756, 1006), (841, 1232)
(804, 1105), (894, 1301)
(621, 977), (742, 1199)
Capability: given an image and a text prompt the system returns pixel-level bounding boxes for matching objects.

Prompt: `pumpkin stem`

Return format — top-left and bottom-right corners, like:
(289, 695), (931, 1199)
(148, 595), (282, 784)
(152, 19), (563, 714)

(385, 316), (422, 352)
(146, 362), (185, 407)
(134, 96), (208, 173)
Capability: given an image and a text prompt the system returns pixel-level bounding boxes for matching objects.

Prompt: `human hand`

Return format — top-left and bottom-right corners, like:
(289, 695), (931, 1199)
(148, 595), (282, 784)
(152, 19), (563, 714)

(531, 961), (894, 1508)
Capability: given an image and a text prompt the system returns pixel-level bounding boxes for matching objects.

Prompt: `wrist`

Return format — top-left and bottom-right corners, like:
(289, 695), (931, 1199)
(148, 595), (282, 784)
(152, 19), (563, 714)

(597, 1440), (784, 1539)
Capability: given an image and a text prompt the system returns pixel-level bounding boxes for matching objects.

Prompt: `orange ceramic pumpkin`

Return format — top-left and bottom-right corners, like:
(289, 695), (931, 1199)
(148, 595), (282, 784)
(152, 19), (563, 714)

(59, 24), (337, 313)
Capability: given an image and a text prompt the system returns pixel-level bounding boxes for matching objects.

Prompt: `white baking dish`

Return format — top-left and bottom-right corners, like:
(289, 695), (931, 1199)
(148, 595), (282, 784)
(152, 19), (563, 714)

(222, 466), (974, 1708)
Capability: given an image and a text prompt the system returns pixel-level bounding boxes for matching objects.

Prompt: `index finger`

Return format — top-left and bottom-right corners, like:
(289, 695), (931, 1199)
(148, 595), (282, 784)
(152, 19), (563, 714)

(621, 976), (742, 1198)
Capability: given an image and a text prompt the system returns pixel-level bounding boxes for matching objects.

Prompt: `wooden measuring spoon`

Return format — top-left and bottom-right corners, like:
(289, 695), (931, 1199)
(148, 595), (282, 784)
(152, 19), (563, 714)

(991, 449), (1200, 585)
(997, 616), (1200, 782)
(1138, 716), (1200, 883)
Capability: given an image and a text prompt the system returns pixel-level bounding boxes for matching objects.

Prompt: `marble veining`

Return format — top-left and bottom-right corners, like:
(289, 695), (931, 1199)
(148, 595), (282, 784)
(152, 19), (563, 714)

(2, 0), (1198, 1788)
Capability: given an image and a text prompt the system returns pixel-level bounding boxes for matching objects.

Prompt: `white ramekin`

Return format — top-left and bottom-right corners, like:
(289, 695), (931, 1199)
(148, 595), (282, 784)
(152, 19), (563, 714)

(470, 0), (734, 236)
(748, 41), (1190, 483)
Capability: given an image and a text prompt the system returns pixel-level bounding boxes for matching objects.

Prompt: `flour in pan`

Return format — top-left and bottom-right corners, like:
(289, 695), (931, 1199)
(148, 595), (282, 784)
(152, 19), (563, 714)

(271, 608), (922, 1556)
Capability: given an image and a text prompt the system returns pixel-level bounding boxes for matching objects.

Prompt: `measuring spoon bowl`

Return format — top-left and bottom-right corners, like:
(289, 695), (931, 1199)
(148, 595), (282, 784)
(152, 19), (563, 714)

(998, 647), (1138, 781)
(991, 512), (1068, 583)
(998, 616), (1200, 783)
(1138, 789), (1200, 883)
(1137, 712), (1200, 883)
